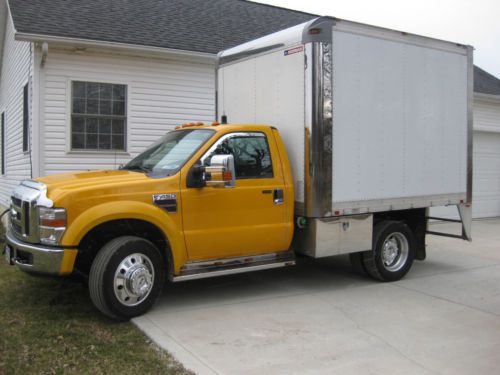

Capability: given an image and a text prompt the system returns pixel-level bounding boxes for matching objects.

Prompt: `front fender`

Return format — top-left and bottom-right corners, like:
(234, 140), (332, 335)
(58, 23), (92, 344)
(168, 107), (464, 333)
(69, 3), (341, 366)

(61, 201), (187, 273)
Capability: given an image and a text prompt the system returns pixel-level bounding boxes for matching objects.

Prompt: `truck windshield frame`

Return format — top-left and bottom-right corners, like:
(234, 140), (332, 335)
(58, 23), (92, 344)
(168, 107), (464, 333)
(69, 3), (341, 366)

(123, 129), (215, 178)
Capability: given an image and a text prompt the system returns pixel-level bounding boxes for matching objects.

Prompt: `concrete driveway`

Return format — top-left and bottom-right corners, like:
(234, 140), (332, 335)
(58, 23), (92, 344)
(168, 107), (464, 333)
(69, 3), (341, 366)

(133, 219), (500, 375)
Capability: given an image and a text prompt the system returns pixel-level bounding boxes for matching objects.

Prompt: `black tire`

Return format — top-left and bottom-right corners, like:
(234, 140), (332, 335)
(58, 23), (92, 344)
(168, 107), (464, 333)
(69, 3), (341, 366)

(362, 221), (415, 281)
(349, 252), (368, 275)
(89, 236), (165, 320)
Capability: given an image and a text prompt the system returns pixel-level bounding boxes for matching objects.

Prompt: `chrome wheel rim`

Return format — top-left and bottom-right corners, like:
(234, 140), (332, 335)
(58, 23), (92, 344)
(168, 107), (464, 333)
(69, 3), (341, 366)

(114, 253), (155, 306)
(381, 232), (409, 272)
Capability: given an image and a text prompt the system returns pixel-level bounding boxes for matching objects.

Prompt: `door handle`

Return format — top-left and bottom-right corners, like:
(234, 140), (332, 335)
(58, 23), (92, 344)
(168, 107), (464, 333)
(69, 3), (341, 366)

(273, 189), (284, 205)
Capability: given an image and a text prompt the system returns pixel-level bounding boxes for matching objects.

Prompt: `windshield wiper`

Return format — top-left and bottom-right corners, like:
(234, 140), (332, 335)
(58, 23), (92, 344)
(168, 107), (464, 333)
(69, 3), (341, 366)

(122, 165), (151, 173)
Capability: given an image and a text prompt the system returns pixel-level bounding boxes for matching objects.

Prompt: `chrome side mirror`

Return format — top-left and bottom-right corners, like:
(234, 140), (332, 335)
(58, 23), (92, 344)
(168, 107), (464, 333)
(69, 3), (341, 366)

(205, 154), (236, 188)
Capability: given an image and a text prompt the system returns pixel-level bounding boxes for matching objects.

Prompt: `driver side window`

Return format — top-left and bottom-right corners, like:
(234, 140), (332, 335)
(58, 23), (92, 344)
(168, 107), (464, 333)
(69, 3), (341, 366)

(203, 133), (273, 179)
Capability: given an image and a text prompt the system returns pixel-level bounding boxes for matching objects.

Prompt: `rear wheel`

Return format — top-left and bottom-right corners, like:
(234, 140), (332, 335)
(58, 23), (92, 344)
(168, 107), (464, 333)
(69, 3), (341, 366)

(89, 236), (165, 320)
(362, 221), (415, 281)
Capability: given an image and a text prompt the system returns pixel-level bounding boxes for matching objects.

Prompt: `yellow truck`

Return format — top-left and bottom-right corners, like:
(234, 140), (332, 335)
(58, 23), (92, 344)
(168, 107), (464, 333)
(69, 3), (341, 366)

(4, 18), (472, 320)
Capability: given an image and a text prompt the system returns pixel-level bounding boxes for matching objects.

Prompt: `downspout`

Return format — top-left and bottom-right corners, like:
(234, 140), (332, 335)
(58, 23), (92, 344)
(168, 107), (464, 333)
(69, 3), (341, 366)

(40, 41), (48, 67)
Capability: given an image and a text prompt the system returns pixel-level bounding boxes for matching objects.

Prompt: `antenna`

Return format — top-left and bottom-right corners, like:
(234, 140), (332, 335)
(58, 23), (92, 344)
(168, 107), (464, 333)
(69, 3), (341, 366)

(217, 6), (227, 124)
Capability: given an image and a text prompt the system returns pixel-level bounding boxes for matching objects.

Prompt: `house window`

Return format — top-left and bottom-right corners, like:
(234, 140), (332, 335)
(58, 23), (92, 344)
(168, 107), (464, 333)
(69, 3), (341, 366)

(71, 81), (127, 151)
(23, 83), (29, 152)
(1, 112), (5, 175)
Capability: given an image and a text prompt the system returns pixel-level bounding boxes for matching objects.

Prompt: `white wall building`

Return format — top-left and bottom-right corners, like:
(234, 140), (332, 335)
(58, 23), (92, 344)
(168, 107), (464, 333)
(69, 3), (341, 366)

(1, 0), (499, 218)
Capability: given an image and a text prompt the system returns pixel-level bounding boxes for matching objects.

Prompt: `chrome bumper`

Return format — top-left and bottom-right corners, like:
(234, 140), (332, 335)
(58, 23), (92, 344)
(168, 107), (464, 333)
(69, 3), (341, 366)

(4, 230), (64, 275)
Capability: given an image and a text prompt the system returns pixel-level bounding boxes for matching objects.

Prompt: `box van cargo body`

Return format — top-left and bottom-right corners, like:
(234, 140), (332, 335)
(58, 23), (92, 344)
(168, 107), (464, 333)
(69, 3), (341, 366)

(217, 16), (473, 257)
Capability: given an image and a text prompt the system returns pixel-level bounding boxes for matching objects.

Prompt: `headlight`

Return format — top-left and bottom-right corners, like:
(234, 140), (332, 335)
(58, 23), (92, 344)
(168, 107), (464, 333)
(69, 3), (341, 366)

(38, 207), (67, 245)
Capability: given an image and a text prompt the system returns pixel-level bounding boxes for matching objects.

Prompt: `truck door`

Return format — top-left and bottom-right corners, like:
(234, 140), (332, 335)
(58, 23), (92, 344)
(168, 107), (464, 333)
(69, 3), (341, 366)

(181, 130), (290, 260)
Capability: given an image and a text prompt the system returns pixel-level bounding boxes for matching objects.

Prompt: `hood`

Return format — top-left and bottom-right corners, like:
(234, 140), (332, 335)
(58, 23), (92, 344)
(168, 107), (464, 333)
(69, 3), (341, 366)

(35, 170), (149, 200)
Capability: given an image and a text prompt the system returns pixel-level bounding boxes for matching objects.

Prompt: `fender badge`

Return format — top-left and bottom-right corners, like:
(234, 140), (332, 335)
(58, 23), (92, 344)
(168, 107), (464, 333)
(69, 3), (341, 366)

(153, 194), (177, 213)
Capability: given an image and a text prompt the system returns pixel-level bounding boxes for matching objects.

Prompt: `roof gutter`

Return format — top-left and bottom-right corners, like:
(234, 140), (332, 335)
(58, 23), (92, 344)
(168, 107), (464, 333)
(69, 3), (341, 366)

(14, 32), (217, 62)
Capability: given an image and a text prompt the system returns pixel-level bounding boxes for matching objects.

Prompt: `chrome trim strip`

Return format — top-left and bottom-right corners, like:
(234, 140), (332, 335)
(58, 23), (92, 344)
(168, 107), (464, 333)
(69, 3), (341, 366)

(180, 251), (294, 270)
(306, 41), (333, 217)
(173, 251), (295, 282)
(173, 260), (295, 282)
(5, 230), (64, 275)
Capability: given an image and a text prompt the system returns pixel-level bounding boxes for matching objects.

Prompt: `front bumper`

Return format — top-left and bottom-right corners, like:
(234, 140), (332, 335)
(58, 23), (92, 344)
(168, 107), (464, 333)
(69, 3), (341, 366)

(5, 230), (68, 275)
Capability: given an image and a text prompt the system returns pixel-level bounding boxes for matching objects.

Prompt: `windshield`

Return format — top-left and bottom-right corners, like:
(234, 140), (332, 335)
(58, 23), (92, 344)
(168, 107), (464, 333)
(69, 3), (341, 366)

(123, 129), (215, 178)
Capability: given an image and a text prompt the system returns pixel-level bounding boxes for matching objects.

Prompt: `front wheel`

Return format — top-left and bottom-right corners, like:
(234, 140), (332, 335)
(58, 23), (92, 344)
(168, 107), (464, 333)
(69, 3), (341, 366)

(89, 236), (165, 320)
(362, 221), (415, 281)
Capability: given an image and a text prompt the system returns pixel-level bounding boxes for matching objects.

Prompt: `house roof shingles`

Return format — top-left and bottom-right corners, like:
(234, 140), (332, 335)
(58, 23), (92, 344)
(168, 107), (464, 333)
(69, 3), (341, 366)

(474, 66), (500, 96)
(7, 0), (315, 54)
(8, 0), (500, 95)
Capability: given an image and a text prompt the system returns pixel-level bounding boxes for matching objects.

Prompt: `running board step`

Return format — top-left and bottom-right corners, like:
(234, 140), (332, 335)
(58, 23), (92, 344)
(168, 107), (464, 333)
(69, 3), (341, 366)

(172, 251), (296, 282)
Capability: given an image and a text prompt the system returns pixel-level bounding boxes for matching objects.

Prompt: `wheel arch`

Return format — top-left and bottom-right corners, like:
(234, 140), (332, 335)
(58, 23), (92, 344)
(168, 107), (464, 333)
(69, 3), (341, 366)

(65, 202), (186, 277)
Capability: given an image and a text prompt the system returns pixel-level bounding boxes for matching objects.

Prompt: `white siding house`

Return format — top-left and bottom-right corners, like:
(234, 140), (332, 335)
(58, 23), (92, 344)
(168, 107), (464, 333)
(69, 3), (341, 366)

(1, 0), (500, 219)
(0, 36), (216, 209)
(40, 47), (215, 176)
(0, 14), (33, 205)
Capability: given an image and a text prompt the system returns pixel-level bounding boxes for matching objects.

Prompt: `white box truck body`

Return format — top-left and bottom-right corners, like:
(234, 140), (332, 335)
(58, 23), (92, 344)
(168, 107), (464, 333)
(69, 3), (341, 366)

(217, 17), (472, 258)
(218, 17), (472, 217)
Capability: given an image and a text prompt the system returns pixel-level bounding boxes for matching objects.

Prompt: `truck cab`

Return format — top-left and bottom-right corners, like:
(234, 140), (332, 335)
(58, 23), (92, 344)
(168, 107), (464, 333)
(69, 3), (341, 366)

(5, 123), (296, 319)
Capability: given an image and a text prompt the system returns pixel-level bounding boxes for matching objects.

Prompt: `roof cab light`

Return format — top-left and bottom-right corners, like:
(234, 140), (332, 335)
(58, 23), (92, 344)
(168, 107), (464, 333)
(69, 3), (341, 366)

(38, 207), (67, 245)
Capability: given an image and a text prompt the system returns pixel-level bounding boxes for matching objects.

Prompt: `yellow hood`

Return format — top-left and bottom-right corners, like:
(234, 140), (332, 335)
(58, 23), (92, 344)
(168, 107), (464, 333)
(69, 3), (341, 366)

(35, 170), (149, 201)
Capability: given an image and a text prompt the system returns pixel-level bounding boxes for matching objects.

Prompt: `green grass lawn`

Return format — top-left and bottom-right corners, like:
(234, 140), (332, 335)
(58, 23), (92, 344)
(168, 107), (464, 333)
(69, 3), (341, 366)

(0, 234), (192, 375)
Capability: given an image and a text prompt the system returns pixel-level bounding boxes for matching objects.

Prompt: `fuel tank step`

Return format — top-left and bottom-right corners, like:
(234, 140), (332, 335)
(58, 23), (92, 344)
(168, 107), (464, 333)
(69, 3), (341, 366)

(172, 251), (296, 282)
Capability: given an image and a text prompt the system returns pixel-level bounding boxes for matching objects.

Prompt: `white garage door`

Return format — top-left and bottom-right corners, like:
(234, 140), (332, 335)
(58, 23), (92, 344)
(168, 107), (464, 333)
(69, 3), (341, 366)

(473, 131), (500, 217)
(430, 130), (500, 219)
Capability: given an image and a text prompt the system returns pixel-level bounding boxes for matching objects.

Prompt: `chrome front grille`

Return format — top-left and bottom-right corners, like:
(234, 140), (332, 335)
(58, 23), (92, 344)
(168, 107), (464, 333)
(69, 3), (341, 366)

(9, 180), (52, 244)
(10, 196), (38, 243)
(10, 196), (24, 238)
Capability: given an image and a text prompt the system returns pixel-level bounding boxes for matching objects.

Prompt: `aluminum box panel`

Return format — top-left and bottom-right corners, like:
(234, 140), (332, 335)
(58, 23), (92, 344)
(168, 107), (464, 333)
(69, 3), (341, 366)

(331, 27), (468, 207)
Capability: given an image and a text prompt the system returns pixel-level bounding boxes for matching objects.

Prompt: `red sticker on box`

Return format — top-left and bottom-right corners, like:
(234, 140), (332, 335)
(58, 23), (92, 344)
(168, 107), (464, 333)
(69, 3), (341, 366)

(284, 46), (304, 56)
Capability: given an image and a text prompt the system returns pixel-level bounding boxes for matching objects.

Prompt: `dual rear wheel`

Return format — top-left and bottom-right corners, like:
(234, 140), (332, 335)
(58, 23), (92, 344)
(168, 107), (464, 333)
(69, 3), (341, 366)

(350, 221), (415, 281)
